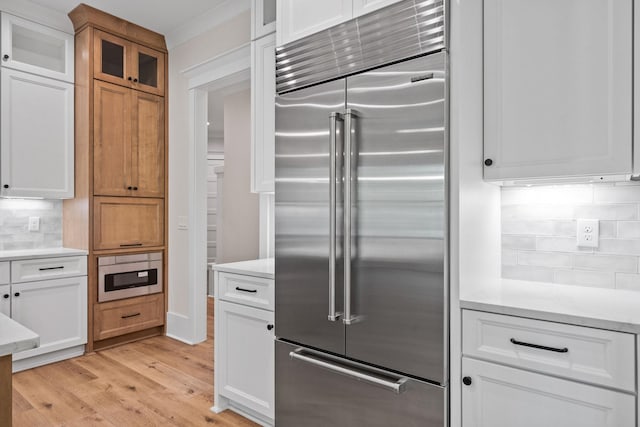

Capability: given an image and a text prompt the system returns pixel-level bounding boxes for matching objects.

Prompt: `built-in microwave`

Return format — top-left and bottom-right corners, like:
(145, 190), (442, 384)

(98, 252), (162, 302)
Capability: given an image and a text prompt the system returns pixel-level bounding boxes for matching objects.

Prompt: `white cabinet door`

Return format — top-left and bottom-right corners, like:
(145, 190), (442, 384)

(483, 0), (632, 181)
(1, 68), (74, 198)
(353, 0), (401, 17)
(252, 0), (277, 40)
(462, 357), (635, 427)
(11, 276), (87, 361)
(251, 33), (276, 193)
(276, 0), (352, 46)
(0, 284), (9, 317)
(217, 300), (274, 419)
(0, 12), (74, 83)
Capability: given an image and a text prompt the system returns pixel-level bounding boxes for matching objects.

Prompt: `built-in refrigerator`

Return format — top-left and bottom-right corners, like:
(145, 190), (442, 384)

(274, 1), (447, 425)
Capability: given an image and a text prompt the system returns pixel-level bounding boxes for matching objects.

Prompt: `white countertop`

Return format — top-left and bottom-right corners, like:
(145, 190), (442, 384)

(0, 313), (39, 357)
(210, 258), (274, 279)
(0, 247), (87, 261)
(461, 279), (640, 334)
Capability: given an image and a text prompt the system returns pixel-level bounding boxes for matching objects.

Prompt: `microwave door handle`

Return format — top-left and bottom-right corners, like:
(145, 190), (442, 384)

(329, 112), (343, 322)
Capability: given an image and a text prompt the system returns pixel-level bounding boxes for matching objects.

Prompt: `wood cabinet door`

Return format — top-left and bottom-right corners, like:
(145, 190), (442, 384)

(93, 197), (164, 250)
(483, 0), (632, 181)
(130, 44), (165, 96)
(462, 357), (635, 427)
(216, 300), (275, 419)
(11, 276), (88, 361)
(93, 30), (132, 88)
(131, 90), (164, 197)
(94, 80), (132, 196)
(0, 69), (74, 198)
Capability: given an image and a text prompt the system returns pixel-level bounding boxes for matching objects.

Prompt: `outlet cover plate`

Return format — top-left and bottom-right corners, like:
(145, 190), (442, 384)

(577, 219), (599, 248)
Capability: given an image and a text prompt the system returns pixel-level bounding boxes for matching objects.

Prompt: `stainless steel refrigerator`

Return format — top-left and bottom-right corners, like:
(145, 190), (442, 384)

(274, 1), (447, 425)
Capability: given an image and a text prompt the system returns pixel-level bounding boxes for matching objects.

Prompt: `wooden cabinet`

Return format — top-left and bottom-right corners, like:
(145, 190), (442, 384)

(0, 285), (9, 317)
(93, 197), (164, 250)
(93, 30), (165, 96)
(214, 269), (275, 425)
(483, 0), (632, 182)
(461, 310), (636, 427)
(93, 293), (164, 341)
(252, 0), (277, 40)
(277, 0), (351, 46)
(251, 33), (275, 193)
(0, 12), (74, 83)
(94, 80), (164, 197)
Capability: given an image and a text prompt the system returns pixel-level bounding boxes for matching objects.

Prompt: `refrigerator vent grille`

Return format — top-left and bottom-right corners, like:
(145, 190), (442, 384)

(275, 0), (445, 94)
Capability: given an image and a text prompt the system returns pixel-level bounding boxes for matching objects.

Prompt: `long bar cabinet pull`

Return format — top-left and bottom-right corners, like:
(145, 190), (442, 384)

(120, 243), (143, 247)
(39, 266), (64, 271)
(343, 109), (357, 325)
(510, 338), (568, 353)
(328, 112), (343, 322)
(235, 287), (257, 293)
(121, 312), (141, 319)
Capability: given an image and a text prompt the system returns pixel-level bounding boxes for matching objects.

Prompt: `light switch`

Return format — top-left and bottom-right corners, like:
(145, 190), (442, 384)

(28, 216), (40, 232)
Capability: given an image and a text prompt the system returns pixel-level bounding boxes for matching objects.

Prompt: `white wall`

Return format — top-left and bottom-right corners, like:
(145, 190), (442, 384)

(220, 89), (259, 263)
(168, 12), (250, 322)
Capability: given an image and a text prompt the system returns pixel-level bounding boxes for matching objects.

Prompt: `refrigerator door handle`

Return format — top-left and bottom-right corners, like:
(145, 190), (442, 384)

(343, 108), (357, 325)
(329, 112), (343, 322)
(289, 348), (408, 394)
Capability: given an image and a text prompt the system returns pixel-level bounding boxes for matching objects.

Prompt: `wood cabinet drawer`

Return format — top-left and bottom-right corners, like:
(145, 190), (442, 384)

(11, 256), (86, 283)
(463, 310), (635, 392)
(94, 293), (164, 341)
(93, 197), (164, 250)
(217, 272), (273, 311)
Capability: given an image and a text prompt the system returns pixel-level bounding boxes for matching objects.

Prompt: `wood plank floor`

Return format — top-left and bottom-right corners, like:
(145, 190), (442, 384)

(12, 297), (259, 427)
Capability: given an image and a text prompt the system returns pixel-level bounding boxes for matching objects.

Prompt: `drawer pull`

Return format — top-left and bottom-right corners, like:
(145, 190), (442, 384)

(39, 266), (64, 271)
(120, 243), (143, 247)
(235, 286), (257, 293)
(510, 338), (568, 353)
(121, 312), (141, 319)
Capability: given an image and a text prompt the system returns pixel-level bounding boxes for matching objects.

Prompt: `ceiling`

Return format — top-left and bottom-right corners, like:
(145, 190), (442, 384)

(28, 0), (228, 35)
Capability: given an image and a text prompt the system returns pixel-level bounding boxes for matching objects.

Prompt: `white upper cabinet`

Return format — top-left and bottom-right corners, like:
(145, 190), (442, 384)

(252, 0), (277, 40)
(1, 68), (74, 198)
(277, 0), (352, 46)
(252, 33), (276, 193)
(483, 0), (632, 182)
(1, 12), (74, 83)
(353, 0), (400, 17)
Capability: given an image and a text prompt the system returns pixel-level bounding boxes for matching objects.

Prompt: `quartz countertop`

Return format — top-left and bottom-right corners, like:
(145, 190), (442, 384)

(210, 258), (274, 279)
(0, 247), (88, 261)
(0, 313), (39, 357)
(461, 279), (640, 334)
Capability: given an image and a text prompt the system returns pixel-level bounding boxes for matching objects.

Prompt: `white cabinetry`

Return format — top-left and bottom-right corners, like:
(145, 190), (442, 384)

(251, 33), (276, 193)
(1, 69), (74, 198)
(277, 0), (352, 46)
(0, 12), (74, 199)
(0, 255), (87, 372)
(252, 0), (277, 41)
(462, 310), (636, 426)
(353, 0), (400, 16)
(213, 269), (274, 426)
(483, 0), (632, 182)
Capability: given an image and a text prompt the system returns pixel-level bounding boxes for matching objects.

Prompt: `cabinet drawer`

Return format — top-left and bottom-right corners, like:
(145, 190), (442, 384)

(94, 293), (164, 341)
(463, 310), (636, 392)
(217, 272), (273, 310)
(11, 256), (86, 283)
(93, 197), (164, 250)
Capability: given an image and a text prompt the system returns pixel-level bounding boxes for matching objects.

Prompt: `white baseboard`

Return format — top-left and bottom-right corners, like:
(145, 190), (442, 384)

(166, 311), (204, 345)
(12, 345), (85, 372)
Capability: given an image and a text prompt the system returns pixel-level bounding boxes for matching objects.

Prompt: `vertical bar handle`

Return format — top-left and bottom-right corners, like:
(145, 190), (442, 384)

(343, 109), (357, 325)
(328, 112), (342, 322)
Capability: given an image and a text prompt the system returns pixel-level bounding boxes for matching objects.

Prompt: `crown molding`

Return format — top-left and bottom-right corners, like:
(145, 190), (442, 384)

(165, 0), (250, 50)
(0, 0), (72, 33)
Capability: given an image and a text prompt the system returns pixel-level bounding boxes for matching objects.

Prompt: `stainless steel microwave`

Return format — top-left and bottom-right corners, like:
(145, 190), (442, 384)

(98, 252), (162, 302)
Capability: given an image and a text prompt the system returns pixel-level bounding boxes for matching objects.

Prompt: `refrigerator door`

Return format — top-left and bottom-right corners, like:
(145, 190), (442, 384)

(276, 340), (446, 427)
(344, 53), (447, 382)
(275, 79), (346, 354)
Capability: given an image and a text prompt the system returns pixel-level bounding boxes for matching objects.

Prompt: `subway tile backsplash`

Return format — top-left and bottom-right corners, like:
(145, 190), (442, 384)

(0, 199), (62, 250)
(501, 183), (640, 290)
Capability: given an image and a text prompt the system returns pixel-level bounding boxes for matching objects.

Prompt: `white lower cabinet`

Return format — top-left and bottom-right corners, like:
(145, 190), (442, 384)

(0, 284), (9, 316)
(214, 270), (275, 426)
(462, 357), (635, 427)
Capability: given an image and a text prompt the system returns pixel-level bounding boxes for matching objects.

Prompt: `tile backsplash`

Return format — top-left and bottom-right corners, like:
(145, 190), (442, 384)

(502, 183), (640, 291)
(0, 199), (62, 250)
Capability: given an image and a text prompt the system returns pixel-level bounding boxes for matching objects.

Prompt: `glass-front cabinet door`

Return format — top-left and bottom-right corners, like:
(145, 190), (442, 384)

(0, 12), (74, 82)
(94, 30), (165, 96)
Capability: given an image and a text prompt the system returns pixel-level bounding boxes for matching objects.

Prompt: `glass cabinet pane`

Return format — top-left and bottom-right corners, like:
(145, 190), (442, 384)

(138, 52), (158, 88)
(101, 39), (124, 78)
(263, 0), (277, 26)
(12, 24), (66, 73)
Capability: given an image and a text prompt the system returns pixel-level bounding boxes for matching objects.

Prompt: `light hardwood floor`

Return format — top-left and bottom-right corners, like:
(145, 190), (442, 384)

(12, 297), (258, 426)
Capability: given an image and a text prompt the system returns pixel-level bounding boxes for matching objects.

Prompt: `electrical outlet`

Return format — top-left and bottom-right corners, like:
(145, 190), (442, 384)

(577, 219), (599, 248)
(28, 216), (40, 232)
